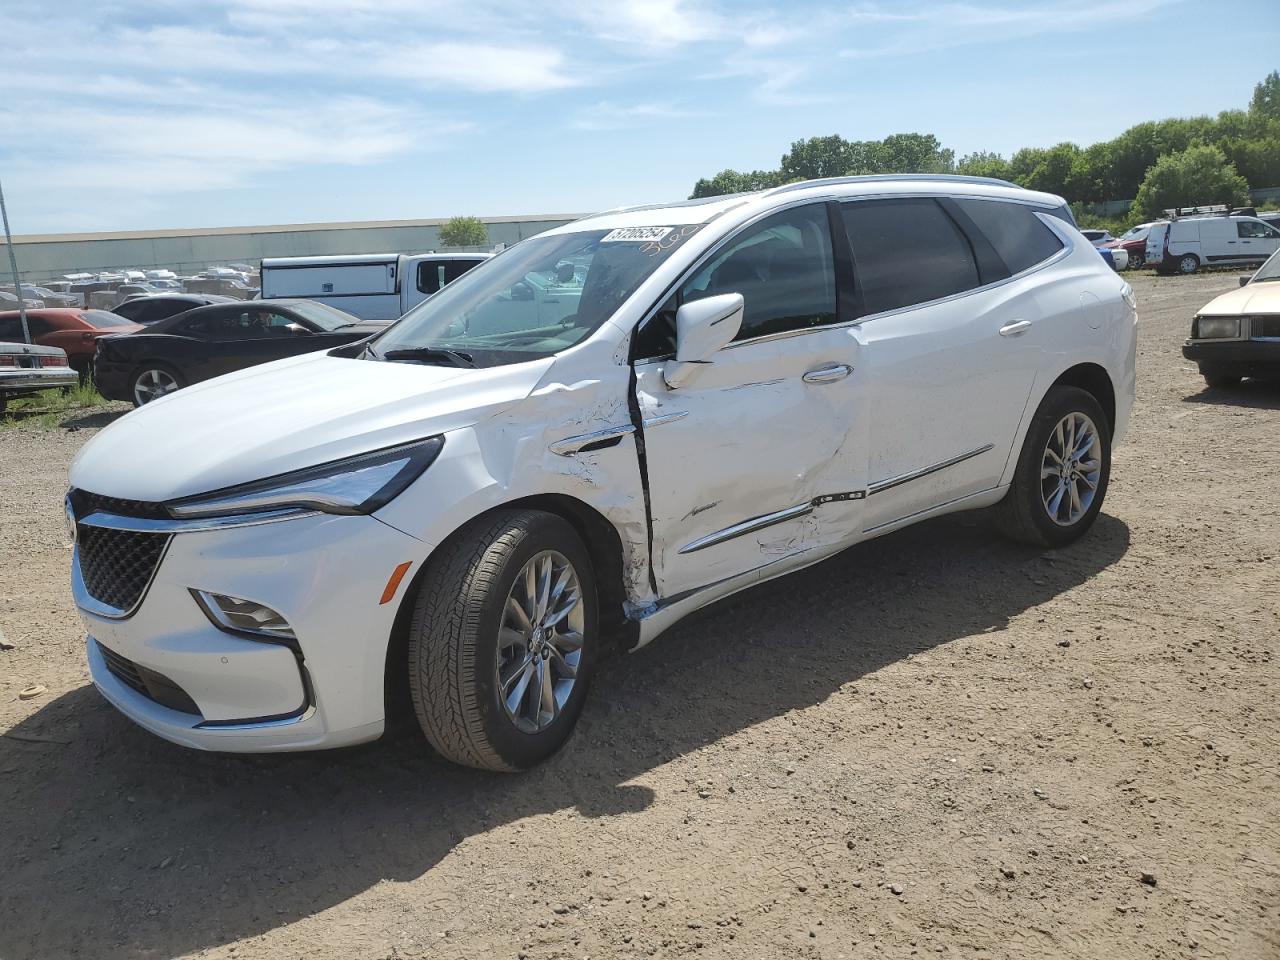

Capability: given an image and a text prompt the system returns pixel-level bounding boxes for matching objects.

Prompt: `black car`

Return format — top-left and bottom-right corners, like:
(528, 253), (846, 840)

(111, 293), (236, 325)
(94, 298), (384, 406)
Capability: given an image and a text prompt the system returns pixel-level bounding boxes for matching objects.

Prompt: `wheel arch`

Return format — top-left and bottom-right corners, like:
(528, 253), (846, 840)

(382, 492), (634, 727)
(1050, 362), (1115, 432)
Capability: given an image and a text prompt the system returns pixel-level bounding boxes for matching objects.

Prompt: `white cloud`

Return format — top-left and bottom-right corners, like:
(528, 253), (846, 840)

(569, 101), (702, 131)
(839, 0), (1177, 58)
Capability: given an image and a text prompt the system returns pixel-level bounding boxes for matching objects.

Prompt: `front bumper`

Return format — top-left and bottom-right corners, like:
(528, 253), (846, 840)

(1183, 338), (1280, 377)
(77, 510), (431, 752)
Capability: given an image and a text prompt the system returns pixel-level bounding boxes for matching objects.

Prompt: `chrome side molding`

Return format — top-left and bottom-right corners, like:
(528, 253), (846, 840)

(678, 502), (814, 554)
(867, 444), (994, 496)
(676, 444), (994, 555)
(551, 411), (688, 457)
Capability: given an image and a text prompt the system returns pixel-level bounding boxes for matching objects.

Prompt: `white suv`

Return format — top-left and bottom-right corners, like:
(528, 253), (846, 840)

(68, 176), (1137, 770)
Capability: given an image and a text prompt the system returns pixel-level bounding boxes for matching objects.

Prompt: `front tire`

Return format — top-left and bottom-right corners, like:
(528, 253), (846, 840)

(996, 385), (1112, 547)
(1128, 253), (1144, 270)
(406, 509), (598, 771)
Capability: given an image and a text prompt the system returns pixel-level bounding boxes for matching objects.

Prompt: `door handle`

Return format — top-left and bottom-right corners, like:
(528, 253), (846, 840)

(802, 363), (853, 384)
(999, 320), (1032, 337)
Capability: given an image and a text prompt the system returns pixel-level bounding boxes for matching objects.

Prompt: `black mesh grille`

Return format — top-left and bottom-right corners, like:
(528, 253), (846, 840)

(70, 488), (171, 520)
(1251, 315), (1280, 338)
(77, 525), (170, 613)
(96, 641), (201, 716)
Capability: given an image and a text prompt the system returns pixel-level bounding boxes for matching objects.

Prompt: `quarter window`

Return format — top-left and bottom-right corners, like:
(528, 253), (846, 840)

(954, 199), (1065, 275)
(678, 204), (836, 342)
(841, 198), (980, 315)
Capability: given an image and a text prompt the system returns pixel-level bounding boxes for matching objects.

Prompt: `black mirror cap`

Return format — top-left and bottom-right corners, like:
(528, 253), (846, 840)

(1240, 276), (1251, 287)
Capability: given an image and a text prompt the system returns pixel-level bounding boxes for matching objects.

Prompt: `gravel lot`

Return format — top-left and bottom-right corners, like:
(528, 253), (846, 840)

(1, 273), (1277, 960)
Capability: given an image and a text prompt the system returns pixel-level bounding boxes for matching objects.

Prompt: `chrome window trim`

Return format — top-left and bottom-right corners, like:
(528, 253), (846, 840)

(631, 193), (1073, 364)
(77, 507), (318, 534)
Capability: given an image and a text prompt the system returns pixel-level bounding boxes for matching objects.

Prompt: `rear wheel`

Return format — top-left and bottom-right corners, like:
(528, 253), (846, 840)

(130, 364), (184, 406)
(406, 509), (598, 771)
(1178, 254), (1200, 275)
(996, 385), (1111, 547)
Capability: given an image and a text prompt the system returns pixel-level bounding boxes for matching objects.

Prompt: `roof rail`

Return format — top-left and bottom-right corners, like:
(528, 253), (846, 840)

(766, 173), (1020, 196)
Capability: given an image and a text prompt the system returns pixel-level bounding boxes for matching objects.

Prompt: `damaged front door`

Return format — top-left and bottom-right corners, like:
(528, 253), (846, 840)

(631, 202), (867, 598)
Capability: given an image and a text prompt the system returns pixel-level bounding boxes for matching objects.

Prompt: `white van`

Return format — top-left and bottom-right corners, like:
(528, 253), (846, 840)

(260, 252), (489, 321)
(1146, 214), (1280, 274)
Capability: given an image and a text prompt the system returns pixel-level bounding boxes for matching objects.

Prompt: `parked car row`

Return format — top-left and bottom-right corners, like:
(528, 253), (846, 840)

(0, 309), (142, 382)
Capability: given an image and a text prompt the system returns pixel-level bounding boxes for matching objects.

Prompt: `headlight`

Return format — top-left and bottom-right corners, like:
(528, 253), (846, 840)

(1121, 283), (1137, 312)
(167, 437), (444, 519)
(1194, 316), (1240, 339)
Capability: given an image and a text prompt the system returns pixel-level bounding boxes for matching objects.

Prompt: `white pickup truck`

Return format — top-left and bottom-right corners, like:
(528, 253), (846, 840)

(259, 252), (489, 321)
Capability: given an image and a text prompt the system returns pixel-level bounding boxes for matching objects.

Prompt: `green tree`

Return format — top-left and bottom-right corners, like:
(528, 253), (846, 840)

(956, 150), (1010, 180)
(1133, 144), (1250, 218)
(438, 216), (488, 247)
(689, 168), (781, 198)
(1250, 70), (1280, 120)
(779, 135), (859, 181)
(860, 133), (955, 175)
(1008, 143), (1080, 197)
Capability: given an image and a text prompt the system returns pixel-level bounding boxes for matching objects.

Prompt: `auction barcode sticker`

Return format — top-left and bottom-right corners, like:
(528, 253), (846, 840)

(601, 226), (674, 243)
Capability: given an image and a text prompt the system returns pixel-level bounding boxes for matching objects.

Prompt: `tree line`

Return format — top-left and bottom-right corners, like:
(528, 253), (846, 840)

(691, 72), (1280, 222)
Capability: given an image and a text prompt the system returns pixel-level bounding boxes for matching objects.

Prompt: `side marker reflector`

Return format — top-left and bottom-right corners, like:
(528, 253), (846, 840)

(380, 561), (413, 605)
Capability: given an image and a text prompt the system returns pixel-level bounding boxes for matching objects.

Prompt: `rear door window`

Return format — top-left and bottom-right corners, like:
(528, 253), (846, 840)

(953, 199), (1065, 275)
(840, 198), (980, 315)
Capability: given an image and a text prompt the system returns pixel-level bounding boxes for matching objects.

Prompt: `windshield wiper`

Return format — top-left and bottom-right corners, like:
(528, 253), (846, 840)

(381, 347), (476, 368)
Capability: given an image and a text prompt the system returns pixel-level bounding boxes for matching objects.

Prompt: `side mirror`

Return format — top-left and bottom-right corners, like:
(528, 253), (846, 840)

(1239, 275), (1252, 287)
(663, 293), (744, 389)
(286, 322), (310, 336)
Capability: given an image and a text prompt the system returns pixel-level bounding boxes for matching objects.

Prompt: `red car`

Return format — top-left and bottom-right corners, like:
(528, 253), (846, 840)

(1103, 223), (1153, 270)
(0, 308), (142, 382)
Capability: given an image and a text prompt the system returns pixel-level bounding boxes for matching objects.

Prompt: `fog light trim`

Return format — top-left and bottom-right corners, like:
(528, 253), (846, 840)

(191, 589), (296, 645)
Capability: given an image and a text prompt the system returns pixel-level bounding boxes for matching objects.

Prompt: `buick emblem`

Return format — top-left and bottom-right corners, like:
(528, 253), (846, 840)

(64, 498), (78, 548)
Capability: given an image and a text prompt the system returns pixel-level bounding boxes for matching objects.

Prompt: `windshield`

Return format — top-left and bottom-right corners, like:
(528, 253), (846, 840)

(371, 225), (703, 366)
(1251, 249), (1280, 282)
(287, 300), (360, 330)
(82, 310), (136, 328)
(1120, 225), (1149, 241)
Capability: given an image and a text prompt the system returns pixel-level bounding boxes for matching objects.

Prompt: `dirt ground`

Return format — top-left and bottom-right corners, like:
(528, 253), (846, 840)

(1, 272), (1277, 960)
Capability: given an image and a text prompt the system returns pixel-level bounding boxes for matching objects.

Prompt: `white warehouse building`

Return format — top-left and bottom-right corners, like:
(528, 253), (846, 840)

(7, 213), (584, 282)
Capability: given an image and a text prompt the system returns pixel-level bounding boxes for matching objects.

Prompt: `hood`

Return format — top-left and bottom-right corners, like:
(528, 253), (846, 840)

(1196, 281), (1280, 316)
(71, 350), (553, 502)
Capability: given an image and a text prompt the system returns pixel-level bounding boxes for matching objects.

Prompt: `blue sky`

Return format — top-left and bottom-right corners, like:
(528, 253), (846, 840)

(1, 0), (1276, 234)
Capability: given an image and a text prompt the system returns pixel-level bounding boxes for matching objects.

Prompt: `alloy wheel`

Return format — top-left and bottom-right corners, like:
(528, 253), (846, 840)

(133, 368), (179, 405)
(496, 550), (584, 734)
(1041, 412), (1102, 526)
